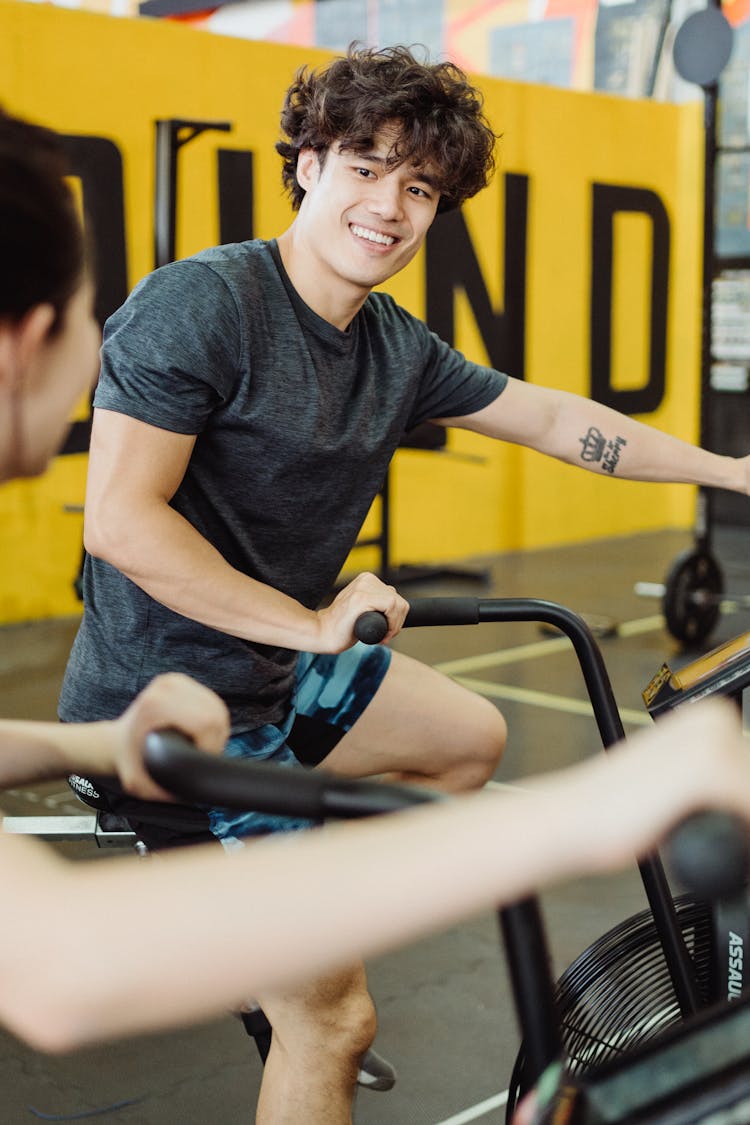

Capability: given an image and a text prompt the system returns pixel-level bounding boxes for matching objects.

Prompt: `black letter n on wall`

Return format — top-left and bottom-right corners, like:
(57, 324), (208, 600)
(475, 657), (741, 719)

(218, 148), (254, 244)
(591, 184), (669, 415)
(425, 173), (528, 379)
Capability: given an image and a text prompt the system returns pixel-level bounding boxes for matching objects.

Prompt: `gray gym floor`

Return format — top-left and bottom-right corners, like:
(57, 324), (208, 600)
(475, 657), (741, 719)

(2, 526), (749, 1124)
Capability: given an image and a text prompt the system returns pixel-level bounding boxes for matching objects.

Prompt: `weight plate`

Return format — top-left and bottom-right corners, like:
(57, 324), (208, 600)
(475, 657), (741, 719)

(663, 548), (723, 646)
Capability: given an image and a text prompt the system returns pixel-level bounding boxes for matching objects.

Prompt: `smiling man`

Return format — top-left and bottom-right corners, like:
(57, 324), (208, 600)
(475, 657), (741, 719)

(59, 45), (750, 1124)
(279, 130), (444, 325)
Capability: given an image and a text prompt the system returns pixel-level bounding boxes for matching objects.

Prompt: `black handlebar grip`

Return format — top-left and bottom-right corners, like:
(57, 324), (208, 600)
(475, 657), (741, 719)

(666, 811), (750, 901)
(354, 610), (389, 645)
(143, 729), (442, 819)
(144, 728), (199, 790)
(353, 599), (483, 643)
(144, 729), (329, 817)
(404, 597), (480, 628)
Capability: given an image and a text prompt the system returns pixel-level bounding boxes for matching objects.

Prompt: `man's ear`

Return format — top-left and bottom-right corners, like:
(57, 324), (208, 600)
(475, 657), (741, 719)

(296, 148), (321, 193)
(0, 304), (56, 388)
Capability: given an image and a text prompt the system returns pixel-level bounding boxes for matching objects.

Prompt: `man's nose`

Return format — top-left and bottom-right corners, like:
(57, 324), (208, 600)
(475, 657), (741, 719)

(367, 177), (403, 221)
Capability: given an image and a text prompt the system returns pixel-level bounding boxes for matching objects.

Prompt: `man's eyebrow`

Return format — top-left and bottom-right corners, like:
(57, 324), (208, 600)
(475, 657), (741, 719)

(339, 148), (388, 166)
(413, 170), (440, 190)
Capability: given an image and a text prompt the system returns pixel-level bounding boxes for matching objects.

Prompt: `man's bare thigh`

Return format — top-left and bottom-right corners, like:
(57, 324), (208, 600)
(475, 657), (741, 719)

(317, 649), (504, 784)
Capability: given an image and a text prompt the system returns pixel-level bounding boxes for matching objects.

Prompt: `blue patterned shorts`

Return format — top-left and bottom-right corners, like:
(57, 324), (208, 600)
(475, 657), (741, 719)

(209, 642), (392, 847)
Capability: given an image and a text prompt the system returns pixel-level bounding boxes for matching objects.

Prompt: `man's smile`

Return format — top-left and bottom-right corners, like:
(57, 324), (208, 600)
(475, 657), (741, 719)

(349, 223), (400, 248)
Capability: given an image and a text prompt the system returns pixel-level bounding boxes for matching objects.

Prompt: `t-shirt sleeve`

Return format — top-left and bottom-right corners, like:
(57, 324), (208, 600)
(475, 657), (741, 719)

(405, 321), (508, 430)
(94, 261), (242, 434)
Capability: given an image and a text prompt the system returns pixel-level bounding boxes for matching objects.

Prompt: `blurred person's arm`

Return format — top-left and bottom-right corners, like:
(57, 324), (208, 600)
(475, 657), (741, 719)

(0, 673), (229, 801)
(0, 699), (745, 1052)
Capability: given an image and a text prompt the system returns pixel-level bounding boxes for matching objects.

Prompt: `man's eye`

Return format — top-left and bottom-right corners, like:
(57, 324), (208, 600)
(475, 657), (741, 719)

(356, 167), (374, 177)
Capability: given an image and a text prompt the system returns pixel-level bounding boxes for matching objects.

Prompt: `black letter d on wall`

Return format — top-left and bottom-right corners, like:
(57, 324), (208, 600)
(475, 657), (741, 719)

(591, 184), (670, 415)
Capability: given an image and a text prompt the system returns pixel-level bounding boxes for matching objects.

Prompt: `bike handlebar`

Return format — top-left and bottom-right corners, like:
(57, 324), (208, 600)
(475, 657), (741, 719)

(666, 810), (750, 902)
(144, 729), (444, 820)
(356, 597), (624, 749)
(353, 611), (391, 645)
(351, 596), (746, 1019)
(354, 599), (482, 644)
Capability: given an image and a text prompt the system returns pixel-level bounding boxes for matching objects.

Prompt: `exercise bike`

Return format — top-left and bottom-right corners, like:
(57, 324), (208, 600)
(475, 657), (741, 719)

(145, 714), (750, 1123)
(6, 596), (750, 1119)
(134, 596), (750, 1122)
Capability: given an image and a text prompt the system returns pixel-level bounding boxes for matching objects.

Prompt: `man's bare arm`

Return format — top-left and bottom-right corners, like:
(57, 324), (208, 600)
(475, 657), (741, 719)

(442, 378), (749, 492)
(84, 409), (408, 650)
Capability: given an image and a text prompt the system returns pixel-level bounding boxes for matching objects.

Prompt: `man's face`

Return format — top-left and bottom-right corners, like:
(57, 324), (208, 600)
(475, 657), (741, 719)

(295, 128), (441, 296)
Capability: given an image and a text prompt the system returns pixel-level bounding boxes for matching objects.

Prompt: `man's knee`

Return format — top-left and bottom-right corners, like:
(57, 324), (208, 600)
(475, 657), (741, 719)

(461, 696), (507, 788)
(326, 986), (377, 1061)
(265, 973), (377, 1062)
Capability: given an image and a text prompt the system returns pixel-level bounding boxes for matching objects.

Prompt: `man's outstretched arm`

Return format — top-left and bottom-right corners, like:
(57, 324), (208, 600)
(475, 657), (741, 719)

(442, 377), (750, 492)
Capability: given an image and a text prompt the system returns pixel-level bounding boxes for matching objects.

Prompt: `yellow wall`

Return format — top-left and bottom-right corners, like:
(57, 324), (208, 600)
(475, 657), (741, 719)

(0, 1), (704, 621)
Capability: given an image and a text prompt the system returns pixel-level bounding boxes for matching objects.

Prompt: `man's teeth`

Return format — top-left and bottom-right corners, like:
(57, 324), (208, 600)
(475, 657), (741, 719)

(351, 225), (396, 246)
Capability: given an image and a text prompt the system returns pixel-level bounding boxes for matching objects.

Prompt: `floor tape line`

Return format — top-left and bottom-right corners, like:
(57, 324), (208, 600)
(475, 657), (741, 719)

(453, 677), (651, 727)
(432, 1089), (509, 1125)
(435, 636), (572, 675)
(433, 614), (664, 677)
(616, 614), (665, 637)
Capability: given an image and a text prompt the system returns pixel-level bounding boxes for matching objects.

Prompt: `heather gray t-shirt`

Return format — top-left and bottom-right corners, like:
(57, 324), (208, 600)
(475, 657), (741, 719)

(59, 239), (507, 729)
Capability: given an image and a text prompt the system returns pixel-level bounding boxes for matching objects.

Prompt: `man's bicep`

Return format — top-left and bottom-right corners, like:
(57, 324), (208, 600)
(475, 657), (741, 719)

(436, 377), (557, 445)
(85, 409), (197, 514)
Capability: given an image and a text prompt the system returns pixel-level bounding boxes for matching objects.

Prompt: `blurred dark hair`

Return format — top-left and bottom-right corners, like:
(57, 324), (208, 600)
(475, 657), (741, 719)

(0, 109), (85, 333)
(277, 45), (498, 213)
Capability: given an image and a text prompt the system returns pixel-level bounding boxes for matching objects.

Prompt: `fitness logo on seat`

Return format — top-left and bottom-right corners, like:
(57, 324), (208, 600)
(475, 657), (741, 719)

(579, 426), (627, 474)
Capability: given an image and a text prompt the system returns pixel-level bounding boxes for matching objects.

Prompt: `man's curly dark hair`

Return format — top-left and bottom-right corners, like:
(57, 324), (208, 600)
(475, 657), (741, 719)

(276, 45), (498, 214)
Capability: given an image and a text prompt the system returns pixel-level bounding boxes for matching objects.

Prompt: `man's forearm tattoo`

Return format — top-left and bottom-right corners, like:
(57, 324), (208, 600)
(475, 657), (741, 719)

(578, 426), (627, 475)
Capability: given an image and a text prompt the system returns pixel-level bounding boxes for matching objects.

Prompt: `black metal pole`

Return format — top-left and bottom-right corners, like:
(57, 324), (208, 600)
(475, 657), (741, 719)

(154, 120), (178, 269)
(499, 898), (562, 1084)
(153, 119), (232, 269)
(697, 78), (719, 553)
